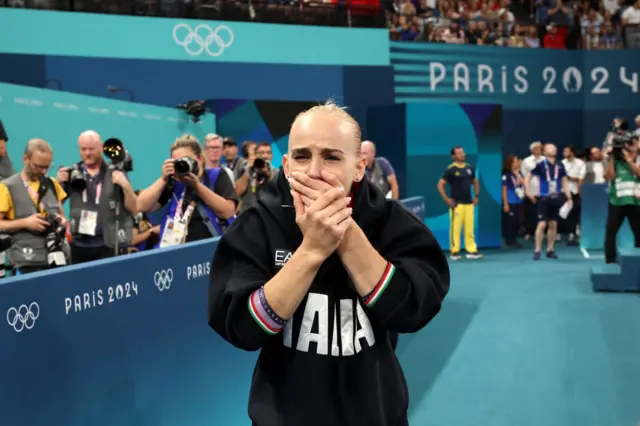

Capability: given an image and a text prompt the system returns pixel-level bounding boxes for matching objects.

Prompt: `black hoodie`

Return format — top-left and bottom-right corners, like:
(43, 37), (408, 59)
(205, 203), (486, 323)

(208, 172), (450, 426)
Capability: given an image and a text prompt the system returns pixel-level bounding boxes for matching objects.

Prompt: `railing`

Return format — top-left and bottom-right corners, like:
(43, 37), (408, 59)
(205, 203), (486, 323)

(0, 0), (386, 28)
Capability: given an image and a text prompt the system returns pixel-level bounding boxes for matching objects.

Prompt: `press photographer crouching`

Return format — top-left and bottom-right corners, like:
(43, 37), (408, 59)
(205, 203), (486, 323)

(236, 141), (278, 214)
(603, 132), (640, 264)
(56, 131), (137, 264)
(0, 138), (69, 274)
(137, 135), (237, 248)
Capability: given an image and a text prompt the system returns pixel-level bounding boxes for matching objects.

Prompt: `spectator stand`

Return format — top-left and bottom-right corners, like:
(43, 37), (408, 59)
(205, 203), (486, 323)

(385, 0), (636, 49)
(0, 0), (385, 28)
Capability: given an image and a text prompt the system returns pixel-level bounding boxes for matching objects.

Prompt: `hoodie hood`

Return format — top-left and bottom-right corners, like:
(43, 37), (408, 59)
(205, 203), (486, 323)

(258, 168), (389, 234)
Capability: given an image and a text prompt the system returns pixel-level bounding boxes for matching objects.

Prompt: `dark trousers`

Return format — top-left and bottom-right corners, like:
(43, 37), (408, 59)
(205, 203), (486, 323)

(71, 245), (114, 265)
(604, 204), (640, 263)
(524, 197), (538, 235)
(562, 193), (581, 235)
(503, 203), (521, 244)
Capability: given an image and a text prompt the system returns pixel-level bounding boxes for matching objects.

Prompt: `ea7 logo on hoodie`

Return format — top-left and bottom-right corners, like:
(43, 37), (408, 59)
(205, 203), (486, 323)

(274, 249), (293, 268)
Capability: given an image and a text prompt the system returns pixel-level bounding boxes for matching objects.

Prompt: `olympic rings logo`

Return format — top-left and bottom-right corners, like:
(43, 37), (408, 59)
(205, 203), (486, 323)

(6, 302), (40, 333)
(172, 24), (234, 57)
(154, 269), (174, 292)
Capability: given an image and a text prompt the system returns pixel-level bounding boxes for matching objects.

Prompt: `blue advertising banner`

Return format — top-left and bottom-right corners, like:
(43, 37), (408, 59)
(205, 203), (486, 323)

(0, 239), (259, 426)
(580, 183), (634, 252)
(0, 82), (215, 191)
(0, 9), (390, 66)
(391, 42), (640, 110)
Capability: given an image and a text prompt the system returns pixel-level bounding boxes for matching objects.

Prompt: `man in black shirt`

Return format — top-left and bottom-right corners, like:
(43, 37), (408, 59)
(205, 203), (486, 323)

(437, 146), (483, 260)
(137, 135), (237, 247)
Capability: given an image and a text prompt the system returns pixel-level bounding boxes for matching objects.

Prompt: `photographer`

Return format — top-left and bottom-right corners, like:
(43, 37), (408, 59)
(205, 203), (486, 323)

(137, 135), (237, 247)
(235, 141), (278, 214)
(56, 130), (137, 264)
(603, 133), (640, 264)
(222, 138), (249, 180)
(0, 139), (68, 275)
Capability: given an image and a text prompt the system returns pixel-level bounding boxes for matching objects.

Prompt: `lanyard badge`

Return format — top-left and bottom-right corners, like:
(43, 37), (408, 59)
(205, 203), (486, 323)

(81, 167), (102, 204)
(544, 160), (559, 182)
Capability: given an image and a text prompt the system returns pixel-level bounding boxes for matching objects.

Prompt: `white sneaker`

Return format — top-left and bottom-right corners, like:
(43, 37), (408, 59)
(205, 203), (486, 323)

(450, 253), (462, 261)
(466, 252), (484, 259)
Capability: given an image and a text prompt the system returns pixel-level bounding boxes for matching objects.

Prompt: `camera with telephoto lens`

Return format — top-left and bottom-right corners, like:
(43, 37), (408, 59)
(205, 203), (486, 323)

(251, 158), (270, 183)
(42, 214), (67, 267)
(61, 164), (86, 191)
(103, 138), (133, 172)
(173, 157), (199, 177)
(611, 132), (633, 162)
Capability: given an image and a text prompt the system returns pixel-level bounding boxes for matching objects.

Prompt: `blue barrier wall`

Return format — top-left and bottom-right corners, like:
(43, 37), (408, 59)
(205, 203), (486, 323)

(0, 238), (258, 426)
(0, 196), (424, 426)
(580, 184), (634, 252)
(391, 42), (640, 155)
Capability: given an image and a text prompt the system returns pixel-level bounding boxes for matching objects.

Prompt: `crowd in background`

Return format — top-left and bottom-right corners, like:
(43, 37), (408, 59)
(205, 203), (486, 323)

(387, 0), (640, 48)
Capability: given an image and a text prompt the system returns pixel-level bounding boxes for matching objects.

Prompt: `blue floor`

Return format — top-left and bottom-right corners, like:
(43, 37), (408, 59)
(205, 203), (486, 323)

(398, 246), (640, 426)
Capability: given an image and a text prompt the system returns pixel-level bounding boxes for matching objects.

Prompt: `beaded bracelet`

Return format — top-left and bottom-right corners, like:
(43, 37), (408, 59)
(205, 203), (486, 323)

(248, 286), (287, 335)
(258, 286), (287, 327)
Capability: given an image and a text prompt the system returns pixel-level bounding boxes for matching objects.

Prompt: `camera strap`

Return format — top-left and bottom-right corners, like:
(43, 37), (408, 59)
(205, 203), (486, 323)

(198, 169), (223, 237)
(22, 178), (47, 214)
(173, 188), (196, 222)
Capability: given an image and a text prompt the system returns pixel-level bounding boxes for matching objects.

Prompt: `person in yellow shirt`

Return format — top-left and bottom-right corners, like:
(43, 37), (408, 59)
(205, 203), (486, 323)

(0, 138), (67, 275)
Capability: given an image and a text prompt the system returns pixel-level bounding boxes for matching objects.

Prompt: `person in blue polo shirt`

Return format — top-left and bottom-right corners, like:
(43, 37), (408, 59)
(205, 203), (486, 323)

(524, 143), (573, 260)
(502, 154), (525, 247)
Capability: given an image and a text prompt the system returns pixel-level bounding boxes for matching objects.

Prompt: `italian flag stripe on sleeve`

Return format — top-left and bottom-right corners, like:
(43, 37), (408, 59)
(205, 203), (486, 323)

(248, 291), (280, 335)
(364, 263), (396, 307)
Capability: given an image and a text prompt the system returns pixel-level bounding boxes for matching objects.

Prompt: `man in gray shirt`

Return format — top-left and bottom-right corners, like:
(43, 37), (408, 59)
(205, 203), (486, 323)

(361, 141), (399, 199)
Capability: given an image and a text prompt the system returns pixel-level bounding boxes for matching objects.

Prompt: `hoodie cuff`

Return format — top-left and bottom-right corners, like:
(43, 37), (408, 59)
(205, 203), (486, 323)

(247, 286), (286, 335)
(361, 262), (412, 314)
(362, 262), (397, 307)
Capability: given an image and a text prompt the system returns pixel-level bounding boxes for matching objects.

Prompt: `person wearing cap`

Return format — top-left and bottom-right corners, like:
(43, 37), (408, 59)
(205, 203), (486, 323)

(235, 141), (279, 214)
(222, 137), (249, 180)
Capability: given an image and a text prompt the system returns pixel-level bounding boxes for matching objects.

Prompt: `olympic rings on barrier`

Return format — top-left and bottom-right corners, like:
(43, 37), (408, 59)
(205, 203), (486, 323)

(154, 269), (174, 291)
(172, 24), (234, 57)
(6, 302), (40, 333)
